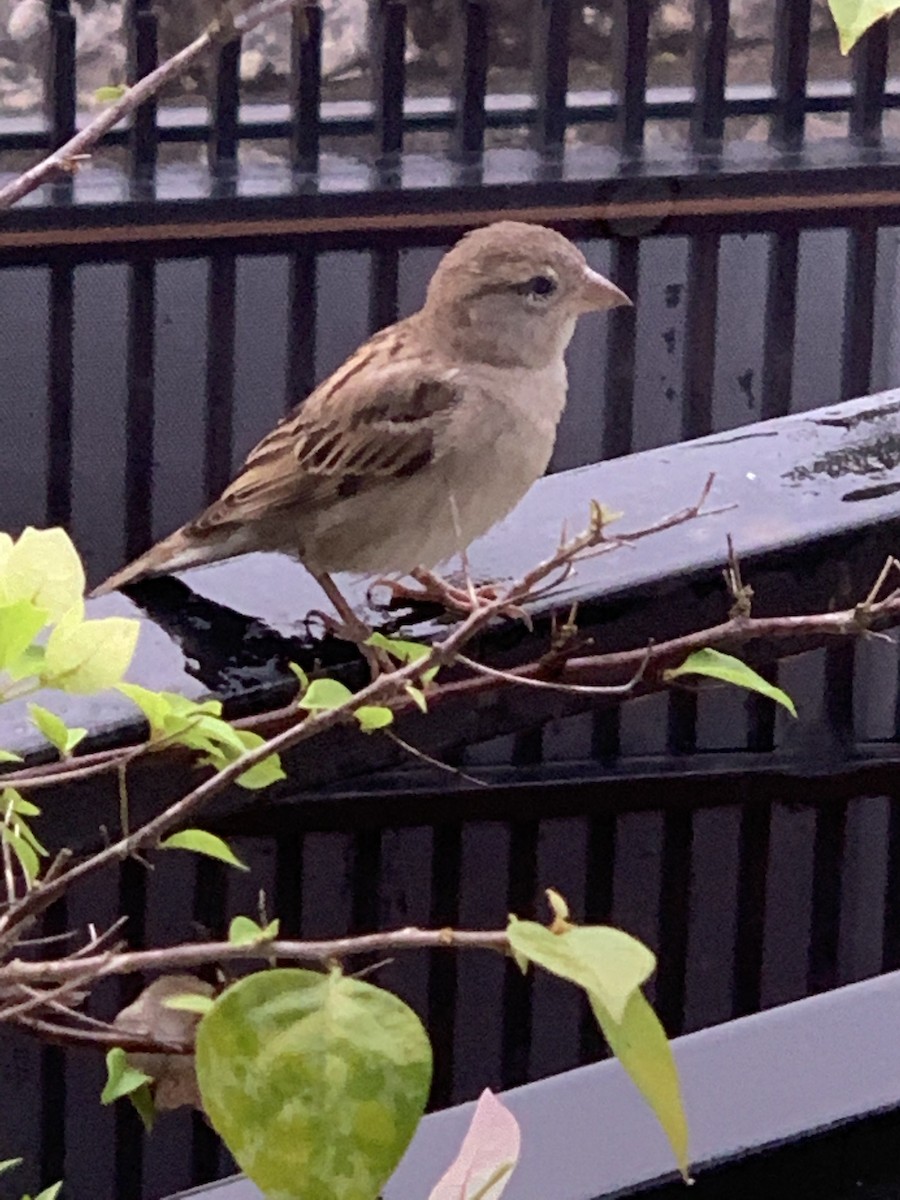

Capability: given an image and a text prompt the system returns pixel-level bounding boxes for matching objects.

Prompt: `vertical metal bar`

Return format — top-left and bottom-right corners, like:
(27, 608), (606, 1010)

(46, 262), (75, 527)
(746, 666), (778, 752)
(807, 799), (848, 994)
(125, 258), (155, 560)
(580, 811), (615, 1059)
(760, 231), (800, 419)
(192, 858), (228, 1186)
(532, 0), (570, 154)
(691, 0), (729, 152)
(502, 821), (538, 1089)
(770, 0), (811, 150)
(370, 245), (401, 333)
(611, 0), (649, 154)
(286, 245), (319, 410)
(47, 0), (76, 152)
(208, 36), (242, 174)
(205, 254), (237, 501)
(371, 0), (407, 161)
(732, 798), (771, 1017)
(850, 19), (888, 145)
(841, 219), (879, 401)
(275, 830), (304, 938)
(39, 898), (67, 1190)
(655, 807), (693, 1037)
(350, 829), (383, 935)
(291, 3), (323, 171)
(601, 238), (640, 458)
(428, 824), (462, 1108)
(115, 858), (146, 1196)
(452, 0), (489, 159)
(682, 231), (720, 440)
(126, 0), (159, 178)
(881, 794), (900, 971)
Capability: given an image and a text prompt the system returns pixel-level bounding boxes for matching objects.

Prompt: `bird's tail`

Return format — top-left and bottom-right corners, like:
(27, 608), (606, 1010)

(90, 526), (227, 597)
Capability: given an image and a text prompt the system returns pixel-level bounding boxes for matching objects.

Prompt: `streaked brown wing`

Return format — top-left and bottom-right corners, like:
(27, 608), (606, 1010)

(187, 356), (461, 536)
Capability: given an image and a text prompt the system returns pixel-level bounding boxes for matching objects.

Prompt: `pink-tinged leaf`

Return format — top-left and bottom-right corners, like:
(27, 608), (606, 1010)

(428, 1089), (521, 1200)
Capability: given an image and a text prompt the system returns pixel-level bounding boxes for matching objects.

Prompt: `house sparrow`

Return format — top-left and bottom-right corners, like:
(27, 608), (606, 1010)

(92, 221), (631, 630)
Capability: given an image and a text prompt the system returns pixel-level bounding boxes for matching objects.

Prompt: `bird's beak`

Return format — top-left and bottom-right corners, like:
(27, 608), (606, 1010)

(577, 265), (633, 312)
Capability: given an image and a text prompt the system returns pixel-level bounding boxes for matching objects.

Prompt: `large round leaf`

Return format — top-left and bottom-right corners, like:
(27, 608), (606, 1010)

(195, 968), (432, 1200)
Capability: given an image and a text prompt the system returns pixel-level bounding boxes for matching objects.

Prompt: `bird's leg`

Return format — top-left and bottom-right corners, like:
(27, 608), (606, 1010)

(312, 571), (389, 676)
(368, 568), (529, 622)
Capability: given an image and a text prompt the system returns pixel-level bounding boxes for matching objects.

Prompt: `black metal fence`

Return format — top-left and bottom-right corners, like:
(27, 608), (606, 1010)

(4, 3), (900, 1199)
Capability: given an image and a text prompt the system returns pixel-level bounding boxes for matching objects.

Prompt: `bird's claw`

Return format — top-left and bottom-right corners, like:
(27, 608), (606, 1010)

(368, 570), (527, 623)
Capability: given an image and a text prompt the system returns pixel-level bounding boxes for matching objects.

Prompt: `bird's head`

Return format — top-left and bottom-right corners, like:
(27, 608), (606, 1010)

(422, 221), (632, 369)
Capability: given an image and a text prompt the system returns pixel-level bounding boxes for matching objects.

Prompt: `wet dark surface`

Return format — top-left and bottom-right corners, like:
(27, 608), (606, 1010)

(5, 388), (900, 761)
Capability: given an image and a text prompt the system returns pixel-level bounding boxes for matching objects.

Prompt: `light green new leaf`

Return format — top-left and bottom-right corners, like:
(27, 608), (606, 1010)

(160, 829), (249, 871)
(101, 1046), (153, 1104)
(0, 527), (84, 620)
(228, 914), (280, 946)
(355, 705), (394, 732)
(43, 609), (139, 693)
(196, 968), (432, 1200)
(163, 993), (216, 1015)
(95, 83), (128, 102)
(288, 662), (310, 693)
(590, 988), (690, 1180)
(506, 918), (655, 1023)
(0, 750), (23, 764)
(405, 685), (428, 713)
(229, 730), (286, 790)
(1, 825), (39, 882)
(28, 704), (86, 756)
(368, 632), (439, 683)
(0, 1157), (22, 1176)
(29, 1181), (64, 1200)
(828, 0), (900, 51)
(663, 648), (797, 717)
(301, 678), (353, 711)
(118, 683), (221, 736)
(0, 599), (48, 675)
(3, 789), (40, 818)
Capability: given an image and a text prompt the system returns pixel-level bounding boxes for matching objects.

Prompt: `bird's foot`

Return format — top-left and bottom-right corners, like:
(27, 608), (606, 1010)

(369, 569), (528, 622)
(305, 609), (393, 678)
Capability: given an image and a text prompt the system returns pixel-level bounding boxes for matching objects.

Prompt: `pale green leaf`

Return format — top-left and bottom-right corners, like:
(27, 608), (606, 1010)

(0, 599), (48, 674)
(288, 662), (309, 693)
(196, 968), (432, 1200)
(31, 1180), (64, 1200)
(227, 914), (280, 945)
(590, 988), (690, 1180)
(3, 789), (40, 818)
(368, 632), (439, 683)
(1, 825), (39, 882)
(160, 829), (249, 871)
(101, 1046), (153, 1105)
(0, 527), (85, 620)
(828, 0), (900, 51)
(663, 648), (797, 717)
(5, 644), (45, 683)
(43, 609), (139, 694)
(28, 704), (86, 756)
(0, 750), (23, 764)
(95, 83), (127, 102)
(405, 684), (428, 713)
(506, 918), (655, 1023)
(0, 1157), (22, 1176)
(230, 730), (285, 790)
(163, 993), (215, 1015)
(301, 677), (353, 711)
(355, 705), (394, 732)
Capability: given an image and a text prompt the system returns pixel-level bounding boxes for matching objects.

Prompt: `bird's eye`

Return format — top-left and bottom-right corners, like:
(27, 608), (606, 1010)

(514, 274), (558, 299)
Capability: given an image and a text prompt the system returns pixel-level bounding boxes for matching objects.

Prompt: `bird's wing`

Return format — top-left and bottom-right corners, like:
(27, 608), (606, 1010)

(187, 333), (462, 537)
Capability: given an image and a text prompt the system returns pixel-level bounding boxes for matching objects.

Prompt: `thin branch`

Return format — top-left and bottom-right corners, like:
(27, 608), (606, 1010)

(0, 0), (303, 210)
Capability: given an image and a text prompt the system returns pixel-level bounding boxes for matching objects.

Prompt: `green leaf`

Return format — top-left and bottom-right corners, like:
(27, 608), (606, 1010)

(196, 968), (432, 1200)
(160, 829), (249, 871)
(229, 730), (286, 790)
(118, 683), (219, 736)
(43, 609), (139, 694)
(663, 648), (797, 717)
(0, 1158), (22, 1176)
(28, 704), (86, 756)
(3, 789), (40, 818)
(405, 684), (428, 713)
(0, 750), (23, 764)
(101, 1046), (153, 1104)
(828, 0), (900, 51)
(29, 1184), (64, 1200)
(95, 83), (128, 102)
(0, 527), (85, 621)
(288, 662), (309, 693)
(129, 1082), (156, 1132)
(0, 599), (48, 675)
(590, 988), (690, 1180)
(228, 915), (280, 946)
(355, 705), (394, 732)
(163, 993), (216, 1015)
(506, 918), (655, 1023)
(301, 677), (353, 711)
(367, 633), (439, 683)
(1, 825), (39, 882)
(5, 644), (45, 683)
